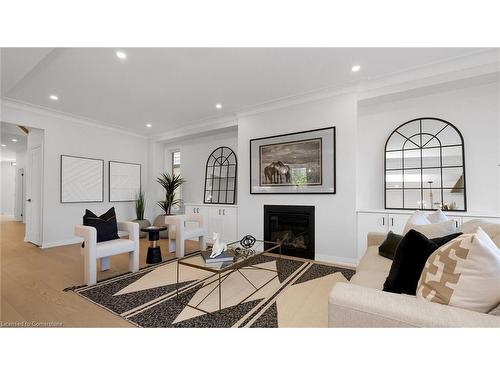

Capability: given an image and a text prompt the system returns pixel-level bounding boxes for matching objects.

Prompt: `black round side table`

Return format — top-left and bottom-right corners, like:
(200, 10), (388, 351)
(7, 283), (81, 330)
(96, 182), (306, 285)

(141, 226), (167, 264)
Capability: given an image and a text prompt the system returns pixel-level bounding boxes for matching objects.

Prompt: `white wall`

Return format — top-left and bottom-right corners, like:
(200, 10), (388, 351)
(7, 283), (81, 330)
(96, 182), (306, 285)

(2, 103), (149, 247)
(238, 93), (358, 265)
(164, 128), (238, 206)
(1, 161), (16, 215)
(357, 81), (500, 214)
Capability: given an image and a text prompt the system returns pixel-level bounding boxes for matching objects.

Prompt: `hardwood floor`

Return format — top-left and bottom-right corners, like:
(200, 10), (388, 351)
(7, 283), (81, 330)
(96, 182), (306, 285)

(0, 216), (198, 327)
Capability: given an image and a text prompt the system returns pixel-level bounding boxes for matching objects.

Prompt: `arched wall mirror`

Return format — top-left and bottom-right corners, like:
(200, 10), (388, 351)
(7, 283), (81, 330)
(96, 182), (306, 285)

(385, 117), (466, 211)
(203, 146), (237, 204)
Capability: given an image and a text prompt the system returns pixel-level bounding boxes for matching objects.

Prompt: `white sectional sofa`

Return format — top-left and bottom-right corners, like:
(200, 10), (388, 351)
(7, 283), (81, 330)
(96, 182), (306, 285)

(328, 231), (500, 328)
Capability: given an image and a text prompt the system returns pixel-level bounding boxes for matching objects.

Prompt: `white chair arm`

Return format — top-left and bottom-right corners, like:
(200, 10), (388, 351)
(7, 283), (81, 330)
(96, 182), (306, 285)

(329, 282), (500, 328)
(164, 215), (186, 226)
(117, 221), (140, 242)
(74, 225), (97, 245)
(186, 213), (205, 230)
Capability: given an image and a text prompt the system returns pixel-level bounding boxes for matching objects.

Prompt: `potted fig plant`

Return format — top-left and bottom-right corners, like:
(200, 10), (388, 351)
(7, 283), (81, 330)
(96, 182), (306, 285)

(153, 172), (186, 238)
(133, 192), (150, 238)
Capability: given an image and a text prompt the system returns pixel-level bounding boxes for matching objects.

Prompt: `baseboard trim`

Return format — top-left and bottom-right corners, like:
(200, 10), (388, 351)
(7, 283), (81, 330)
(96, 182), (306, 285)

(315, 254), (358, 268)
(41, 237), (81, 249)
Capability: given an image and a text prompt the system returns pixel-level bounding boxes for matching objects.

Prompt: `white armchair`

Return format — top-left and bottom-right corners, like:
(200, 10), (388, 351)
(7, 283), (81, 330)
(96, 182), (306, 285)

(74, 221), (140, 286)
(165, 213), (206, 258)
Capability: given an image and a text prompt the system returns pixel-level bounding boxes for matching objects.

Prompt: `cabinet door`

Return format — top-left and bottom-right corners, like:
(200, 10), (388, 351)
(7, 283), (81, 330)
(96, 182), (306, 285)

(208, 207), (224, 237)
(221, 207), (237, 241)
(185, 205), (210, 236)
(357, 213), (388, 259)
(387, 214), (411, 234)
(447, 215), (462, 230)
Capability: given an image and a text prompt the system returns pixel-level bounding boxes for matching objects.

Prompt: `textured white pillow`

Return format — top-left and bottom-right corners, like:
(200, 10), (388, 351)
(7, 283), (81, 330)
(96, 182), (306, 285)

(403, 211), (431, 234)
(458, 219), (500, 248)
(489, 303), (500, 316)
(417, 227), (500, 313)
(427, 209), (449, 224)
(410, 220), (457, 238)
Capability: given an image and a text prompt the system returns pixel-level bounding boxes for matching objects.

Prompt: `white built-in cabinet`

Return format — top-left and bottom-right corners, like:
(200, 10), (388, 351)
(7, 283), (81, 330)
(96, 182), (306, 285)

(184, 204), (238, 242)
(357, 209), (500, 260)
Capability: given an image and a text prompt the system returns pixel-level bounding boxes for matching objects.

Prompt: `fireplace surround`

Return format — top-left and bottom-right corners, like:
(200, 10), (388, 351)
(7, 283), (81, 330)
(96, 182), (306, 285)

(264, 205), (315, 260)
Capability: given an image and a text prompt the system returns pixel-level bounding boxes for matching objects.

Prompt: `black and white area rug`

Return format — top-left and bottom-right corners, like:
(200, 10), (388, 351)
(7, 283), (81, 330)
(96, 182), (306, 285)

(73, 254), (355, 328)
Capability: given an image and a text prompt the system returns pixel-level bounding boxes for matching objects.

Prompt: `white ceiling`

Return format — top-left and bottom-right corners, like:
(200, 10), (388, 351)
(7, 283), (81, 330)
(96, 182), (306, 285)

(0, 47), (493, 136)
(0, 122), (27, 161)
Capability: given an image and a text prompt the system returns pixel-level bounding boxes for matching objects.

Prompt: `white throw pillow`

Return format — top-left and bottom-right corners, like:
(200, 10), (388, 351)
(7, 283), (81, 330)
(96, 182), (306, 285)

(458, 219), (500, 248)
(417, 227), (500, 313)
(403, 211), (431, 234)
(427, 209), (449, 224)
(489, 303), (500, 316)
(410, 220), (457, 238)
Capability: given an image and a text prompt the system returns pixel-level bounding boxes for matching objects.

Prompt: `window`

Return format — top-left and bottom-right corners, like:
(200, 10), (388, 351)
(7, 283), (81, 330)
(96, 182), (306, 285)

(203, 146), (237, 204)
(172, 151), (181, 201)
(385, 118), (466, 211)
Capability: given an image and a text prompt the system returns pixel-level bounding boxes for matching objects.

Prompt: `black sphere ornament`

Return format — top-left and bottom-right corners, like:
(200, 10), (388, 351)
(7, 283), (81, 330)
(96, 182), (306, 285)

(240, 235), (256, 249)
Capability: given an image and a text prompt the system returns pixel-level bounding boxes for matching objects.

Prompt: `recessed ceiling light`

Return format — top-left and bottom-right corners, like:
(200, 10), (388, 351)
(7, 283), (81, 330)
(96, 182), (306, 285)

(215, 103), (222, 109)
(145, 123), (152, 128)
(351, 64), (361, 72)
(1, 144), (6, 147)
(49, 94), (59, 101)
(116, 51), (127, 60)
(11, 138), (18, 142)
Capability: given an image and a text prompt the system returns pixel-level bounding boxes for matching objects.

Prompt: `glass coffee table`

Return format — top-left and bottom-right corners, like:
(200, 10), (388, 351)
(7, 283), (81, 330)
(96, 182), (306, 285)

(176, 239), (281, 313)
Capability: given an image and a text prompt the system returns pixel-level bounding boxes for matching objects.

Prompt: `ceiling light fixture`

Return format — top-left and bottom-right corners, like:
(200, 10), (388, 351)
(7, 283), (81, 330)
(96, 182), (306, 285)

(215, 103), (222, 109)
(351, 64), (361, 72)
(11, 139), (18, 142)
(145, 123), (152, 128)
(49, 94), (59, 101)
(1, 144), (6, 147)
(116, 51), (127, 60)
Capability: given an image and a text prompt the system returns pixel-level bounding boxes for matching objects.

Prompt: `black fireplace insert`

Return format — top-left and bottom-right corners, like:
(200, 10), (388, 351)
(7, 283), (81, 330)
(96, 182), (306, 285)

(264, 205), (315, 260)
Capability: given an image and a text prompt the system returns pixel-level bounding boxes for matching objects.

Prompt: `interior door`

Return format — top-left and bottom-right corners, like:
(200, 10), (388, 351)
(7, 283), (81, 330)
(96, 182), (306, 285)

(14, 168), (25, 221)
(26, 146), (42, 245)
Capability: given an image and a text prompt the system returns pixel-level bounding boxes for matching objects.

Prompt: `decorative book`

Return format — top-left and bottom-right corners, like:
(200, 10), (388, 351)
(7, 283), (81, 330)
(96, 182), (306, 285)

(200, 249), (234, 264)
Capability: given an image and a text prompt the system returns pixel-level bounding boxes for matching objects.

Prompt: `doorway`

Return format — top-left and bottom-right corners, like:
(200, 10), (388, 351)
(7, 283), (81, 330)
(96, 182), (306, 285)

(15, 168), (25, 221)
(25, 142), (43, 246)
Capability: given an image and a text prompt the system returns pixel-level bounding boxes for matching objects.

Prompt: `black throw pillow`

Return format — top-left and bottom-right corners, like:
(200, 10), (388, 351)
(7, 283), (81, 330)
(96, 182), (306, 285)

(83, 207), (120, 243)
(383, 230), (462, 295)
(378, 231), (403, 260)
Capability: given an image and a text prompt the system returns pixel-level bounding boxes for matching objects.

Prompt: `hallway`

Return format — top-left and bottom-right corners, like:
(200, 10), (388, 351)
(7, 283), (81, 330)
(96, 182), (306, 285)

(0, 216), (194, 327)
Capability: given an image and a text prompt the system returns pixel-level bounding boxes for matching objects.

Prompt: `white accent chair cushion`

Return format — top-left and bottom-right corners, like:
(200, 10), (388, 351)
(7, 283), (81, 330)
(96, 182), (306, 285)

(75, 221), (140, 286)
(165, 213), (206, 258)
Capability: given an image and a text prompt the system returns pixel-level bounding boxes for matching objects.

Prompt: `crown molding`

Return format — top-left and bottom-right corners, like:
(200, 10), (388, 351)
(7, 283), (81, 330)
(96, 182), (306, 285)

(358, 50), (500, 101)
(177, 50), (500, 123)
(1, 98), (148, 139)
(3, 49), (498, 142)
(153, 114), (238, 142)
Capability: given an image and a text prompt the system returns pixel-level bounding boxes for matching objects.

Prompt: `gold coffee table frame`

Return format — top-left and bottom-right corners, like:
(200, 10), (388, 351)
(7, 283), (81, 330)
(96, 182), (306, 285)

(176, 240), (281, 314)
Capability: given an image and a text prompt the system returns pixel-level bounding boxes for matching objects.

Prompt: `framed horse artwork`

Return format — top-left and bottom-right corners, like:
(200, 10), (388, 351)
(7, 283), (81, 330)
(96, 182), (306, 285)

(250, 127), (336, 194)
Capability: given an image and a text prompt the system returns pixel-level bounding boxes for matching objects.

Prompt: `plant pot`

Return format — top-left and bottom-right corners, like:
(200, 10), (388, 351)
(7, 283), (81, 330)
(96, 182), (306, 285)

(153, 215), (169, 238)
(133, 219), (151, 238)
